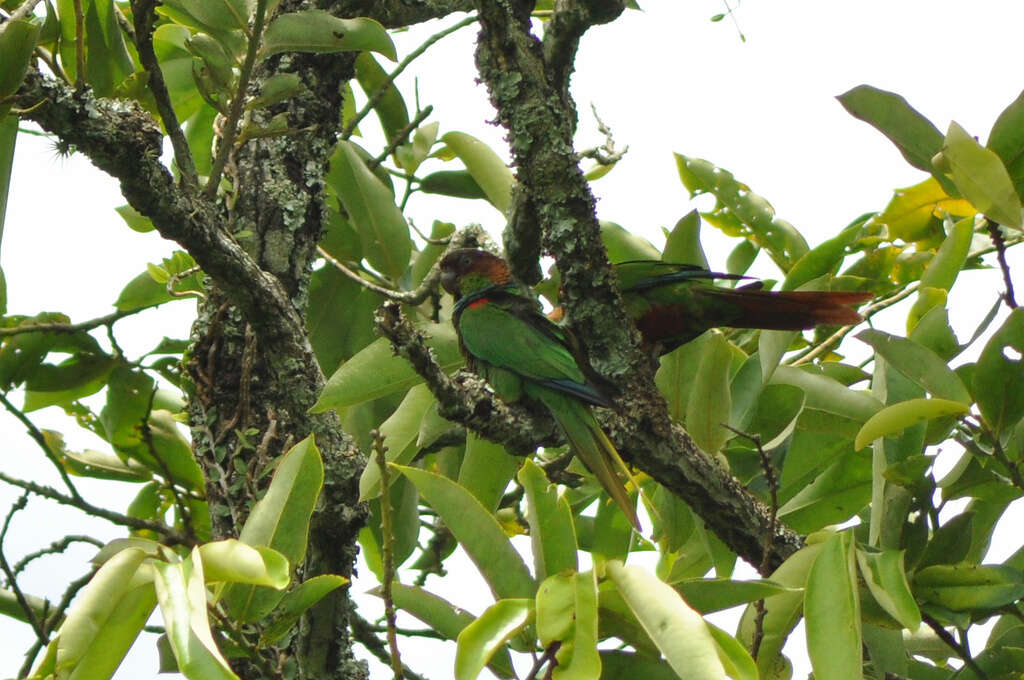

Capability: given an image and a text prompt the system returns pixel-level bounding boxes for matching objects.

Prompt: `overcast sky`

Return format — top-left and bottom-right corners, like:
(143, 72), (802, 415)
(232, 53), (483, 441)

(3, 2), (1024, 678)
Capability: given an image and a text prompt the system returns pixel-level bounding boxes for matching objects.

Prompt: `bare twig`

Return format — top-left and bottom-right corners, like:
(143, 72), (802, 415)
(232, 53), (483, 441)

(0, 308), (138, 337)
(341, 14), (478, 139)
(11, 534), (104, 576)
(0, 494), (46, 640)
(985, 219), (1018, 309)
(366, 105), (434, 172)
(0, 470), (189, 543)
(524, 643), (560, 680)
(576, 104), (627, 166)
(317, 246), (440, 305)
(921, 613), (987, 680)
(373, 429), (404, 680)
(350, 612), (431, 680)
(0, 391), (84, 502)
(72, 0), (85, 88)
(130, 0), (199, 189)
(1, 0), (45, 26)
(204, 0), (269, 198)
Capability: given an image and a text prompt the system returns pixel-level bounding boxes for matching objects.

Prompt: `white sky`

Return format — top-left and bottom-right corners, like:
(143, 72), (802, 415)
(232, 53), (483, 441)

(3, 1), (1024, 678)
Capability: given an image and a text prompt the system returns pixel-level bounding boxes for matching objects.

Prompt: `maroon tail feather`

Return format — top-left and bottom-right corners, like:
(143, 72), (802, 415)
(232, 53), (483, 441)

(705, 288), (873, 330)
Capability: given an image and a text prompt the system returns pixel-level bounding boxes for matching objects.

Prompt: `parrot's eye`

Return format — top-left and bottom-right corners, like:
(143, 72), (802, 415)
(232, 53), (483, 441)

(460, 255), (472, 269)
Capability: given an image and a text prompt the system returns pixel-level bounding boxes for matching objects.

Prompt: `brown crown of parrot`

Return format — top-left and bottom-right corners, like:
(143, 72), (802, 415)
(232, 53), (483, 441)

(439, 248), (641, 530)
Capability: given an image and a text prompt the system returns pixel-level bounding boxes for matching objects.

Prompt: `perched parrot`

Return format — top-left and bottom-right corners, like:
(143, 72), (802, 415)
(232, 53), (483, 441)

(551, 260), (872, 353)
(439, 248), (640, 530)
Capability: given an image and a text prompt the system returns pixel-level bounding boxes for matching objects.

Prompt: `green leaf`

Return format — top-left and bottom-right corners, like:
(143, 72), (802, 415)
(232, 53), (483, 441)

(354, 52), (409, 143)
(56, 441), (152, 483)
(918, 511), (973, 568)
(394, 465), (535, 600)
(419, 169), (489, 200)
(706, 623), (758, 680)
(856, 548), (921, 630)
(440, 132), (515, 214)
(771, 365), (882, 423)
(536, 571), (601, 680)
(313, 326), (462, 410)
(153, 549), (238, 680)
(685, 332), (733, 453)
(856, 329), (970, 404)
(854, 398), (970, 451)
(326, 140), (411, 280)
(836, 85), (943, 172)
(53, 547), (156, 679)
(260, 11), (396, 60)
(518, 459), (578, 580)
(358, 384), (435, 501)
(455, 599), (533, 680)
(875, 177), (975, 243)
(738, 540), (823, 676)
(601, 221), (661, 261)
(223, 436), (324, 622)
(987, 89), (1024, 200)
(598, 651), (679, 680)
(805, 531), (861, 680)
(114, 251), (203, 311)
(0, 115), (15, 265)
(673, 578), (798, 614)
(783, 224), (861, 291)
(914, 564), (1024, 612)
(779, 449), (872, 532)
(198, 539), (289, 588)
(0, 20), (41, 109)
(973, 308), (1024, 435)
(458, 433), (519, 513)
(162, 0), (252, 32)
(662, 210), (709, 268)
(260, 574), (349, 646)
(606, 560), (725, 680)
(942, 121), (1022, 227)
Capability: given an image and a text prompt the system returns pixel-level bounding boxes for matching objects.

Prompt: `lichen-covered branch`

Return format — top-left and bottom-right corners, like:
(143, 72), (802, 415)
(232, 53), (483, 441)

(468, 0), (801, 570)
(329, 0), (474, 28)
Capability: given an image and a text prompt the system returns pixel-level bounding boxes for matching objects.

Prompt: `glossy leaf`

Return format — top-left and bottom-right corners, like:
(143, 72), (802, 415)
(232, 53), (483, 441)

(837, 85), (943, 172)
(674, 578), (798, 614)
(440, 132), (515, 214)
(914, 564), (1024, 612)
(856, 548), (921, 630)
(942, 121), (1022, 227)
(455, 599), (533, 680)
(854, 398), (970, 451)
(805, 532), (861, 680)
(54, 547), (155, 679)
(706, 623), (758, 680)
(224, 436), (324, 622)
(419, 169), (489, 200)
(538, 570), (600, 680)
(354, 53), (409, 143)
(856, 329), (970, 404)
(260, 11), (396, 60)
(519, 459), (578, 579)
(0, 20), (41, 110)
(606, 560), (725, 680)
(395, 465), (535, 600)
(662, 210), (709, 268)
(358, 384), (435, 501)
(973, 308), (1024, 435)
(458, 433), (519, 513)
(987, 89), (1024, 199)
(153, 549), (238, 680)
(198, 539), (289, 588)
(685, 332), (733, 453)
(314, 325), (462, 410)
(326, 140), (411, 280)
(261, 575), (349, 645)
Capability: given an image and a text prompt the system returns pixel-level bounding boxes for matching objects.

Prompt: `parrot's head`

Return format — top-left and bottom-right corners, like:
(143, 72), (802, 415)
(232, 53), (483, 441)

(439, 248), (511, 298)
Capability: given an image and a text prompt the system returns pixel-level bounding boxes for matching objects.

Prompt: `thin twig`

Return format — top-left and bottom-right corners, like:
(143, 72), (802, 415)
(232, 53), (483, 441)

(0, 470), (189, 543)
(373, 429), (404, 680)
(921, 613), (987, 680)
(0, 494), (46, 640)
(18, 566), (97, 678)
(576, 104), (627, 166)
(1, 0), (46, 26)
(140, 387), (196, 541)
(350, 612), (431, 680)
(72, 0), (85, 88)
(341, 15), (478, 139)
(0, 308), (138, 337)
(0, 391), (84, 501)
(204, 0), (268, 198)
(366, 105), (434, 172)
(130, 0), (199, 189)
(984, 219), (1018, 309)
(11, 534), (104, 576)
(723, 424), (777, 658)
(317, 246), (441, 304)
(524, 643), (560, 680)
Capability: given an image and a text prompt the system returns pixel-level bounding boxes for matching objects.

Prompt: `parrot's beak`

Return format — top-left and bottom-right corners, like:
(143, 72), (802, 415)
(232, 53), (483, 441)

(439, 269), (459, 297)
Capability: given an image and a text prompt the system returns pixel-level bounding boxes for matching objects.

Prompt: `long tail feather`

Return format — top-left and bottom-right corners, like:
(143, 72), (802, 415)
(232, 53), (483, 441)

(697, 287), (872, 330)
(535, 388), (641, 530)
